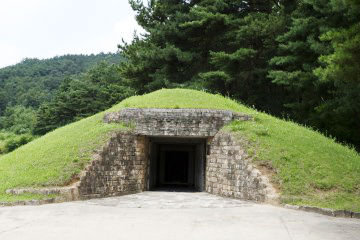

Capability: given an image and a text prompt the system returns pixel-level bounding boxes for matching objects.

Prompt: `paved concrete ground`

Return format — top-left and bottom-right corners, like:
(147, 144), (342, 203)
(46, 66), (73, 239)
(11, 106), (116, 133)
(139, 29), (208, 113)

(0, 192), (359, 240)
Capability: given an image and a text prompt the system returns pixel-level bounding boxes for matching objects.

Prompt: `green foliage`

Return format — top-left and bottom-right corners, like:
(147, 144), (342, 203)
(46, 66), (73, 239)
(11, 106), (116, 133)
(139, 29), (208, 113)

(0, 53), (124, 152)
(123, 1), (287, 115)
(0, 53), (121, 116)
(0, 105), (36, 134)
(120, 0), (360, 149)
(33, 62), (135, 135)
(0, 131), (34, 154)
(0, 131), (14, 155)
(313, 21), (360, 148)
(4, 134), (34, 153)
(269, 0), (360, 148)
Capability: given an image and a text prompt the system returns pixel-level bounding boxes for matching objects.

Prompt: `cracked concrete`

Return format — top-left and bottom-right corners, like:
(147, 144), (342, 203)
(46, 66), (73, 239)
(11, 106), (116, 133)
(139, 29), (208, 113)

(0, 192), (359, 240)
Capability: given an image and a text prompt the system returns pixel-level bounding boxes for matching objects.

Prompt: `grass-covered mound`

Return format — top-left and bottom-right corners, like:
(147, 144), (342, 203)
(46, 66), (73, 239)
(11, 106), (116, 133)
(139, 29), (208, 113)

(0, 89), (359, 211)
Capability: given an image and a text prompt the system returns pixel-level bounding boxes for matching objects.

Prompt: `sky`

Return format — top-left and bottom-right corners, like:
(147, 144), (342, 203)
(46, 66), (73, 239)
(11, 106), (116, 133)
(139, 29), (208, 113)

(0, 0), (144, 68)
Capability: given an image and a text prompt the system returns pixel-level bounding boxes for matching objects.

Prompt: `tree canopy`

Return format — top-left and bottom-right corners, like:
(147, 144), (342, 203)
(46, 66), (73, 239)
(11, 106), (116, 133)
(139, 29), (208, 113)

(1, 0), (359, 151)
(0, 53), (126, 152)
(119, 0), (360, 149)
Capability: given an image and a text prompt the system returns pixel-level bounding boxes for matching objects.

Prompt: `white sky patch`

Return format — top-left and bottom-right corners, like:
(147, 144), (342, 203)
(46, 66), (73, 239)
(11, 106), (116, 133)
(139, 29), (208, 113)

(81, 16), (146, 54)
(0, 43), (23, 68)
(113, 16), (146, 44)
(0, 0), (143, 68)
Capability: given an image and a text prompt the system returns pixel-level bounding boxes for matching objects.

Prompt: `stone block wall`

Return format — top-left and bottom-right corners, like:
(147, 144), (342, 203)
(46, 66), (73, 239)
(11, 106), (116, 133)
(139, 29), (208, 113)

(104, 108), (251, 137)
(78, 131), (148, 199)
(206, 131), (277, 202)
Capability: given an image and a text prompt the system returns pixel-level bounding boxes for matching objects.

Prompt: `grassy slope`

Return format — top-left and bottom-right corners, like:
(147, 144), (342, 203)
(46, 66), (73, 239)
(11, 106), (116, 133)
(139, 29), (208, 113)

(0, 89), (359, 211)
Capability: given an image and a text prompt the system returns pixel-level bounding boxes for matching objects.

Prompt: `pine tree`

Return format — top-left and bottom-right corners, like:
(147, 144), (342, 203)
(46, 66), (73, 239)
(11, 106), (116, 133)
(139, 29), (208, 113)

(269, 0), (360, 147)
(313, 0), (360, 147)
(122, 0), (287, 113)
(34, 63), (135, 135)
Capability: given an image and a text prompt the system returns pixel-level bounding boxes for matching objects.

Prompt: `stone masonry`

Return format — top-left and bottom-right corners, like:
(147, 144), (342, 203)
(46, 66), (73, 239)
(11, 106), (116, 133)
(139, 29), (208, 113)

(77, 131), (148, 199)
(104, 108), (251, 137)
(206, 131), (277, 202)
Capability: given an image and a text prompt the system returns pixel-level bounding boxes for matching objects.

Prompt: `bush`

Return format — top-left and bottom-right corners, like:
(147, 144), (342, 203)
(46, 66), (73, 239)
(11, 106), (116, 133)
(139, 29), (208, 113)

(0, 143), (5, 155)
(0, 106), (36, 135)
(4, 134), (34, 153)
(0, 131), (15, 155)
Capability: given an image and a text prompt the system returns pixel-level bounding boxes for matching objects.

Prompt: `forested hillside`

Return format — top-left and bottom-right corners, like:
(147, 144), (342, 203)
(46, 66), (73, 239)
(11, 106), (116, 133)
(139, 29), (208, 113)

(0, 53), (121, 116)
(119, 0), (360, 150)
(0, 53), (128, 154)
(1, 0), (359, 152)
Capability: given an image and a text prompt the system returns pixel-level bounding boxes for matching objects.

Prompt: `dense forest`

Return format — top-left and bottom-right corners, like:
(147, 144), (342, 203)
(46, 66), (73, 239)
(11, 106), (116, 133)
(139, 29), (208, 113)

(0, 53), (121, 116)
(1, 0), (359, 153)
(0, 53), (130, 153)
(119, 0), (360, 150)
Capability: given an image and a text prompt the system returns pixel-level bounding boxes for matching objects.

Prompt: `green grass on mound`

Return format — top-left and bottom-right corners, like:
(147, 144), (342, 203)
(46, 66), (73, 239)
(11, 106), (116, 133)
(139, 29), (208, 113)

(0, 89), (359, 211)
(0, 116), (126, 202)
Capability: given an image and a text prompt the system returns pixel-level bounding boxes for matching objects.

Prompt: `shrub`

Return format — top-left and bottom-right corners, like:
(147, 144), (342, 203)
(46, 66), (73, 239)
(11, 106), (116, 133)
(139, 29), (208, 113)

(4, 134), (34, 153)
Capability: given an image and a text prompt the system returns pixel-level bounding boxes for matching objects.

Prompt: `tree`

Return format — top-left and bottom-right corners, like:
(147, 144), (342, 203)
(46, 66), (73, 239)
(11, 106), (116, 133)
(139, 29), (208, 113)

(268, 0), (360, 147)
(0, 53), (122, 117)
(121, 0), (360, 148)
(0, 105), (36, 134)
(199, 9), (287, 114)
(121, 0), (288, 114)
(34, 62), (135, 135)
(313, 0), (360, 147)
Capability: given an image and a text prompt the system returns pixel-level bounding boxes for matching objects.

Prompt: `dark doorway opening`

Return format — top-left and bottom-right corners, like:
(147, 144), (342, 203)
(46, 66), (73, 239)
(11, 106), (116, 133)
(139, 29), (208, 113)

(148, 137), (206, 192)
(164, 150), (189, 184)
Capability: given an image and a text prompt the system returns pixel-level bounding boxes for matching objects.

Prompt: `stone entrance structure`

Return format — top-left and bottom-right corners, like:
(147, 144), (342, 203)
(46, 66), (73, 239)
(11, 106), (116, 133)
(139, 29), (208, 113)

(148, 137), (206, 191)
(76, 108), (277, 202)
